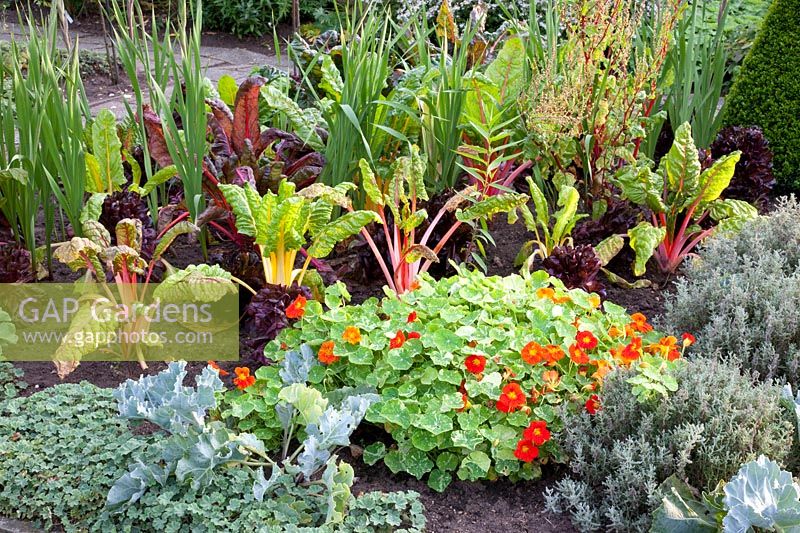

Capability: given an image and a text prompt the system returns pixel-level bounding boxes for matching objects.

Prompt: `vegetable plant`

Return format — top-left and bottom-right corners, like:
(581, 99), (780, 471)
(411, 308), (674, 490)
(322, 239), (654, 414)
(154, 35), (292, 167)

(109, 359), (378, 529)
(516, 177), (585, 264)
(266, 268), (675, 491)
(356, 147), (529, 293)
(219, 179), (379, 287)
(609, 122), (758, 274)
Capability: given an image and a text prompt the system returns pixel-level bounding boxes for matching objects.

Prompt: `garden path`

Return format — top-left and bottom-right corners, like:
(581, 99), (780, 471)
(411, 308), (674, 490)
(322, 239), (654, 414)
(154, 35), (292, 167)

(0, 14), (285, 117)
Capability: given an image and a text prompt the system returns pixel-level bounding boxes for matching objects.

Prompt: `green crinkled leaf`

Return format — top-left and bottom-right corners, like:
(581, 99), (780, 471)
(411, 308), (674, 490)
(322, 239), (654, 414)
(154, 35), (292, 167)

(307, 210), (381, 258)
(115, 218), (143, 252)
(662, 122), (701, 195)
(54, 237), (104, 273)
(261, 84), (324, 150)
(80, 193), (108, 224)
(152, 221), (197, 262)
(82, 220), (112, 248)
(399, 209), (427, 232)
(628, 222), (666, 276)
(699, 151), (740, 204)
(456, 192), (529, 222)
(551, 185), (584, 243)
(54, 295), (119, 362)
(613, 164), (665, 213)
(595, 235), (625, 267)
(0, 167), (28, 185)
(108, 245), (147, 275)
(404, 244), (438, 264)
(359, 159), (384, 207)
(218, 183), (259, 240)
(708, 199), (758, 234)
(153, 264), (236, 303)
(297, 182), (356, 209)
(484, 36), (525, 101)
(140, 165), (179, 196)
(91, 109), (125, 193)
(217, 75), (238, 107)
(319, 55), (343, 101)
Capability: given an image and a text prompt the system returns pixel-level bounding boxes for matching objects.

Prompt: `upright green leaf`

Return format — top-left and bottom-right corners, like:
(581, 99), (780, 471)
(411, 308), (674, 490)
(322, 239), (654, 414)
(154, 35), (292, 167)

(662, 122), (701, 194)
(359, 159), (385, 207)
(699, 151), (741, 203)
(219, 184), (258, 238)
(91, 109), (125, 193)
(307, 211), (381, 258)
(628, 222), (666, 276)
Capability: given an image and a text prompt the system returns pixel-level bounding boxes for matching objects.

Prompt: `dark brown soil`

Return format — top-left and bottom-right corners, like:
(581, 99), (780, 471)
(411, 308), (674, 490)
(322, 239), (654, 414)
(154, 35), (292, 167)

(348, 456), (577, 533)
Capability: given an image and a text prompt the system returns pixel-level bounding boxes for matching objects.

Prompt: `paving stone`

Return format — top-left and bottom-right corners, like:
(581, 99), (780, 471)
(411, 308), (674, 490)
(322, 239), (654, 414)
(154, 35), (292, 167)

(0, 517), (42, 533)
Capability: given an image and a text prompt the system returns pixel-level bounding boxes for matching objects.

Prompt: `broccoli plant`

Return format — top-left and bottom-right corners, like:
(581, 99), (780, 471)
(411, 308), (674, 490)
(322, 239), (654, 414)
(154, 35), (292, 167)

(108, 355), (377, 527)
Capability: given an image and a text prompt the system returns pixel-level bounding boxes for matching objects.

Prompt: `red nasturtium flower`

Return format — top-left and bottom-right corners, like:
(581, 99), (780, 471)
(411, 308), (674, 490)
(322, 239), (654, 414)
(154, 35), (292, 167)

(465, 354), (487, 375)
(407, 311), (417, 323)
(285, 295), (307, 319)
(569, 344), (589, 364)
(407, 331), (421, 340)
(342, 326), (362, 345)
(585, 394), (601, 414)
(318, 341), (339, 364)
(523, 420), (551, 445)
(207, 361), (229, 376)
(389, 330), (406, 349)
(682, 333), (696, 347)
(233, 367), (255, 390)
(617, 336), (643, 364)
(514, 439), (540, 462)
(497, 383), (526, 413)
(521, 341), (544, 364)
(576, 331), (598, 350)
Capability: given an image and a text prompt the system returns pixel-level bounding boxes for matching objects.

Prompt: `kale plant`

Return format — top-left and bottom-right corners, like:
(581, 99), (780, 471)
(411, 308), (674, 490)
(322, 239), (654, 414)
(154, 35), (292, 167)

(109, 357), (378, 528)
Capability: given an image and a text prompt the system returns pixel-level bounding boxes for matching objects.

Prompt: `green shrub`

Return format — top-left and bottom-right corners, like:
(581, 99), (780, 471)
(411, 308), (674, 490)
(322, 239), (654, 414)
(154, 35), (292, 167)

(256, 269), (673, 492)
(723, 0), (800, 190)
(544, 358), (795, 532)
(660, 196), (800, 384)
(202, 0), (331, 38)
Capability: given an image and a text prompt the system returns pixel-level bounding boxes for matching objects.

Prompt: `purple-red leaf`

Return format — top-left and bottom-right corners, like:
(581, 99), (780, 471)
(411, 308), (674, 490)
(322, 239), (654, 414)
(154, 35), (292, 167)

(207, 114), (233, 159)
(141, 105), (174, 169)
(232, 76), (267, 155)
(206, 98), (234, 139)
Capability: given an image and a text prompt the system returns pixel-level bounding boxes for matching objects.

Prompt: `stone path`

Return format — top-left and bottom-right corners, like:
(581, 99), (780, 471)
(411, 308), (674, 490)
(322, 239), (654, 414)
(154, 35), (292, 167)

(0, 15), (285, 116)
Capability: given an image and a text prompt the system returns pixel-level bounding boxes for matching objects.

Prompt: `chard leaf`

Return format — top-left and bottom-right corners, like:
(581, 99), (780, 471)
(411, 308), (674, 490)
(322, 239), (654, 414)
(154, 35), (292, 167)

(115, 218), (142, 252)
(359, 158), (385, 207)
(153, 264), (235, 303)
(456, 192), (529, 222)
(662, 122), (701, 196)
(232, 76), (266, 154)
(699, 151), (740, 204)
(140, 165), (179, 196)
(628, 222), (666, 276)
(91, 109), (125, 193)
(152, 220), (197, 263)
(307, 210), (381, 258)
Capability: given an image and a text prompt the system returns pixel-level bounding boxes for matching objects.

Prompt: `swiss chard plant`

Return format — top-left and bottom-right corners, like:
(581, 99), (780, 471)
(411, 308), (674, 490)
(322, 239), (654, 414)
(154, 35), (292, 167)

(108, 359), (377, 528)
(205, 76), (325, 193)
(356, 146), (529, 293)
(219, 178), (379, 287)
(268, 268), (675, 491)
(605, 122), (758, 275)
(52, 211), (233, 374)
(515, 177), (585, 266)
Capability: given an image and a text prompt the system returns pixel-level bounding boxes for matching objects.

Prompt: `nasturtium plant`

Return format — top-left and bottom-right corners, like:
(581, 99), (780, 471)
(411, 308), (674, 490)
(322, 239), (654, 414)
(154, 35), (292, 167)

(264, 267), (674, 491)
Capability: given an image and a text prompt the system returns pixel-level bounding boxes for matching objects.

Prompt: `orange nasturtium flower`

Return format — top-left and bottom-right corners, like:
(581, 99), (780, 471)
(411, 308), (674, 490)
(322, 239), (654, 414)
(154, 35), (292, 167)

(569, 344), (589, 365)
(608, 326), (624, 338)
(646, 336), (680, 361)
(591, 359), (613, 382)
(542, 369), (561, 391)
(318, 341), (339, 364)
(389, 330), (406, 349)
(514, 439), (539, 462)
(233, 367), (255, 390)
(285, 295), (307, 319)
(543, 344), (565, 365)
(576, 331), (598, 350)
(616, 337), (643, 365)
(465, 354), (487, 375)
(629, 312), (653, 333)
(342, 326), (362, 345)
(521, 341), (545, 364)
(523, 420), (551, 445)
(207, 361), (229, 376)
(536, 287), (555, 300)
(496, 383), (526, 413)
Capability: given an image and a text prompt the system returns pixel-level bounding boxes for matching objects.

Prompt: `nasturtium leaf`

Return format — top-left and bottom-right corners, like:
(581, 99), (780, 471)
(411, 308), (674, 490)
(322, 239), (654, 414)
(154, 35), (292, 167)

(402, 448), (434, 479)
(427, 468), (453, 492)
(363, 442), (387, 465)
(457, 451), (491, 481)
(450, 429), (484, 450)
(411, 429), (442, 451)
(412, 411), (454, 436)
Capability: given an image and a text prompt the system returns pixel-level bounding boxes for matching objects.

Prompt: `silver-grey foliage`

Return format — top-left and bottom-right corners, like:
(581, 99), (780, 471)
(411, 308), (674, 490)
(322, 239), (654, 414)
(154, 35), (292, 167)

(660, 196), (800, 384)
(545, 358), (795, 532)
